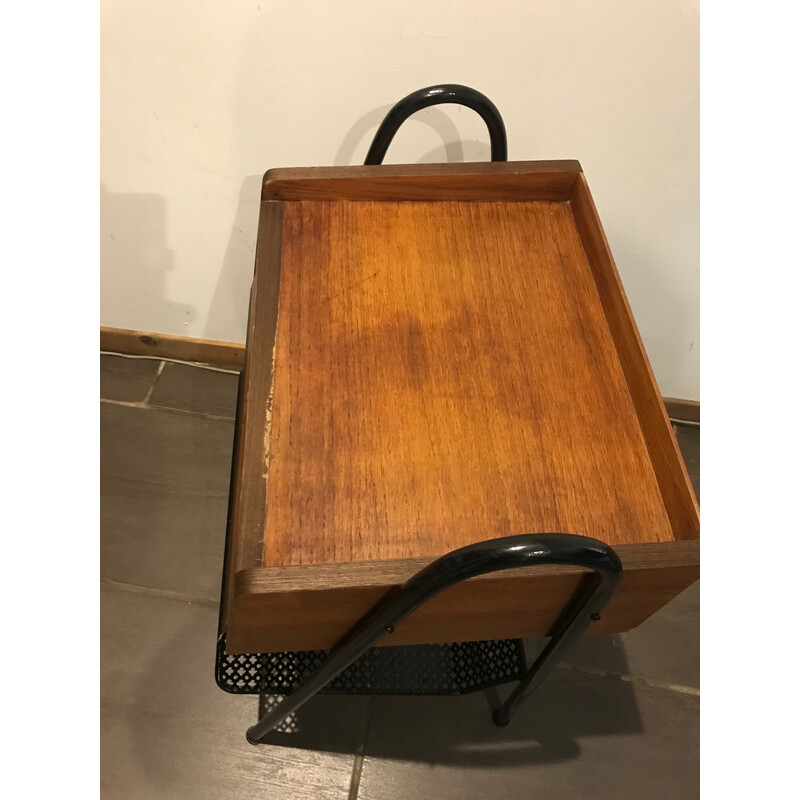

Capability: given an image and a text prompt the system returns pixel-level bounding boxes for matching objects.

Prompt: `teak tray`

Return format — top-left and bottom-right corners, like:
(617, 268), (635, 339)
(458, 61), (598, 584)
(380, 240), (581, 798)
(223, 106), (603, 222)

(222, 160), (700, 655)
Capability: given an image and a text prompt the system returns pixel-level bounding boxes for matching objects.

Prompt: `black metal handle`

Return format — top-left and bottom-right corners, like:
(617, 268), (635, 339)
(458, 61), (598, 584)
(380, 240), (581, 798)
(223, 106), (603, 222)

(246, 533), (621, 742)
(364, 84), (508, 165)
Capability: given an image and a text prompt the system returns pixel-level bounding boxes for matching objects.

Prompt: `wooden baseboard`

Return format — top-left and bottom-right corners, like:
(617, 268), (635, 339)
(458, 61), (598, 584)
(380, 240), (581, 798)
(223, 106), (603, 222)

(100, 326), (245, 369)
(663, 397), (700, 425)
(100, 327), (699, 421)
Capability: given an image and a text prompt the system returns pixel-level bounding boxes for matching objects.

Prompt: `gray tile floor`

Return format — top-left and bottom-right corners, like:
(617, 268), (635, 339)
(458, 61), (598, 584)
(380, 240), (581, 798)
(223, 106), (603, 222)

(100, 353), (700, 799)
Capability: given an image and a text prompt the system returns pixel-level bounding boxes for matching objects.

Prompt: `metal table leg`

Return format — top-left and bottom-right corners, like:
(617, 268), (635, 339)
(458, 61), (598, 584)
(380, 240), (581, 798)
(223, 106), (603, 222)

(246, 533), (621, 744)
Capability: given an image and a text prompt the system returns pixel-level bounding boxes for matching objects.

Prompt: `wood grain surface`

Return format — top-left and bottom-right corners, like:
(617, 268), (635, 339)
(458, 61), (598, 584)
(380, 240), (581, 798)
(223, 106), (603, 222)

(263, 200), (674, 567)
(228, 202), (283, 582)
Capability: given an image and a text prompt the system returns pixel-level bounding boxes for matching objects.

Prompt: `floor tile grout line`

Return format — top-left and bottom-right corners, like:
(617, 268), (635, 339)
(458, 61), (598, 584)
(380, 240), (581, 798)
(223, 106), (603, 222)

(141, 360), (166, 405)
(100, 576), (221, 609)
(99, 396), (236, 422)
(348, 697), (374, 800)
(556, 661), (700, 697)
(100, 398), (148, 409)
(101, 350), (241, 375)
(348, 753), (365, 800)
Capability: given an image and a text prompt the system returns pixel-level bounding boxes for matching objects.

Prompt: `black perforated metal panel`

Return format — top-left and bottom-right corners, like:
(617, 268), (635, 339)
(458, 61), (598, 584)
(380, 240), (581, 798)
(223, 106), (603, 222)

(216, 636), (526, 696)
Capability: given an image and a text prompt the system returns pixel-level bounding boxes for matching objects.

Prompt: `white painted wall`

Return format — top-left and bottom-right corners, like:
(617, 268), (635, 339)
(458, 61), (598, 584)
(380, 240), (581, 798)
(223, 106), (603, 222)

(101, 0), (699, 399)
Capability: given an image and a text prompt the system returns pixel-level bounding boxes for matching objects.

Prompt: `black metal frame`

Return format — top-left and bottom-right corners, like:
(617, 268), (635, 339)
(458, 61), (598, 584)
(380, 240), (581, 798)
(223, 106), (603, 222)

(364, 84), (508, 165)
(245, 534), (621, 743)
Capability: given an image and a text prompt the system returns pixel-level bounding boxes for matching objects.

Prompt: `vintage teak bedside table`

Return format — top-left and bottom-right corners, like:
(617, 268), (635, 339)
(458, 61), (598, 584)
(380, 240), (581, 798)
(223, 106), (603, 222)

(215, 85), (699, 743)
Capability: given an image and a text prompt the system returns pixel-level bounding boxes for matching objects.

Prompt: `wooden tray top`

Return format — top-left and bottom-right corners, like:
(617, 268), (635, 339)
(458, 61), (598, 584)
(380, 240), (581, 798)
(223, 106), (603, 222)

(223, 161), (699, 654)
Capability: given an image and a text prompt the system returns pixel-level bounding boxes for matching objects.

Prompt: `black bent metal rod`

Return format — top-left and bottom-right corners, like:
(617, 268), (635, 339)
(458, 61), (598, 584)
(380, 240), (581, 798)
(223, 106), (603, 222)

(363, 83), (508, 165)
(246, 532), (622, 744)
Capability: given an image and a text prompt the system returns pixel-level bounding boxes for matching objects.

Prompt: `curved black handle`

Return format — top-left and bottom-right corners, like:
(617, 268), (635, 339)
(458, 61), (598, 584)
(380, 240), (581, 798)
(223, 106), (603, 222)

(246, 533), (621, 742)
(364, 84), (508, 165)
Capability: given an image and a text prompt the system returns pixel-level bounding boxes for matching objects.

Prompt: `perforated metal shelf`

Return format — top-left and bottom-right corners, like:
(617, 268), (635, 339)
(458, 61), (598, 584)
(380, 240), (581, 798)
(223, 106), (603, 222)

(216, 636), (527, 696)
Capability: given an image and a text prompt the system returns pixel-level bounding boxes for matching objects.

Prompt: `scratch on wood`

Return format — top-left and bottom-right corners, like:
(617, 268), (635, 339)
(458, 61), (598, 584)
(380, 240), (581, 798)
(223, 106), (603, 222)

(325, 271), (379, 302)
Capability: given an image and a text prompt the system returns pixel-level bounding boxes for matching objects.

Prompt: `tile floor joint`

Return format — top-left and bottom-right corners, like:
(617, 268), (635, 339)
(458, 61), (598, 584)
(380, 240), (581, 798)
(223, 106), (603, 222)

(101, 576), (220, 609)
(100, 396), (235, 422)
(141, 360), (166, 405)
(101, 350), (240, 374)
(556, 661), (700, 697)
(347, 697), (374, 800)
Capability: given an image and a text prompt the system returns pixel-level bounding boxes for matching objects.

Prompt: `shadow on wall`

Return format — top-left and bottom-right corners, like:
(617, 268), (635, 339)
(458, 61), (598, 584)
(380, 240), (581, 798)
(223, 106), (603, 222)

(202, 109), (491, 342)
(100, 184), (195, 333)
(204, 175), (263, 343)
(602, 222), (698, 398)
(334, 104), (491, 166)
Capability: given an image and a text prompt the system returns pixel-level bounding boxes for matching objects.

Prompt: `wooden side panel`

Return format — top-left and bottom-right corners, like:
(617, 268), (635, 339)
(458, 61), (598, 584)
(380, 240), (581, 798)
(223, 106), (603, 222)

(226, 542), (699, 653)
(262, 160), (581, 202)
(569, 176), (700, 540)
(224, 201), (284, 621)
